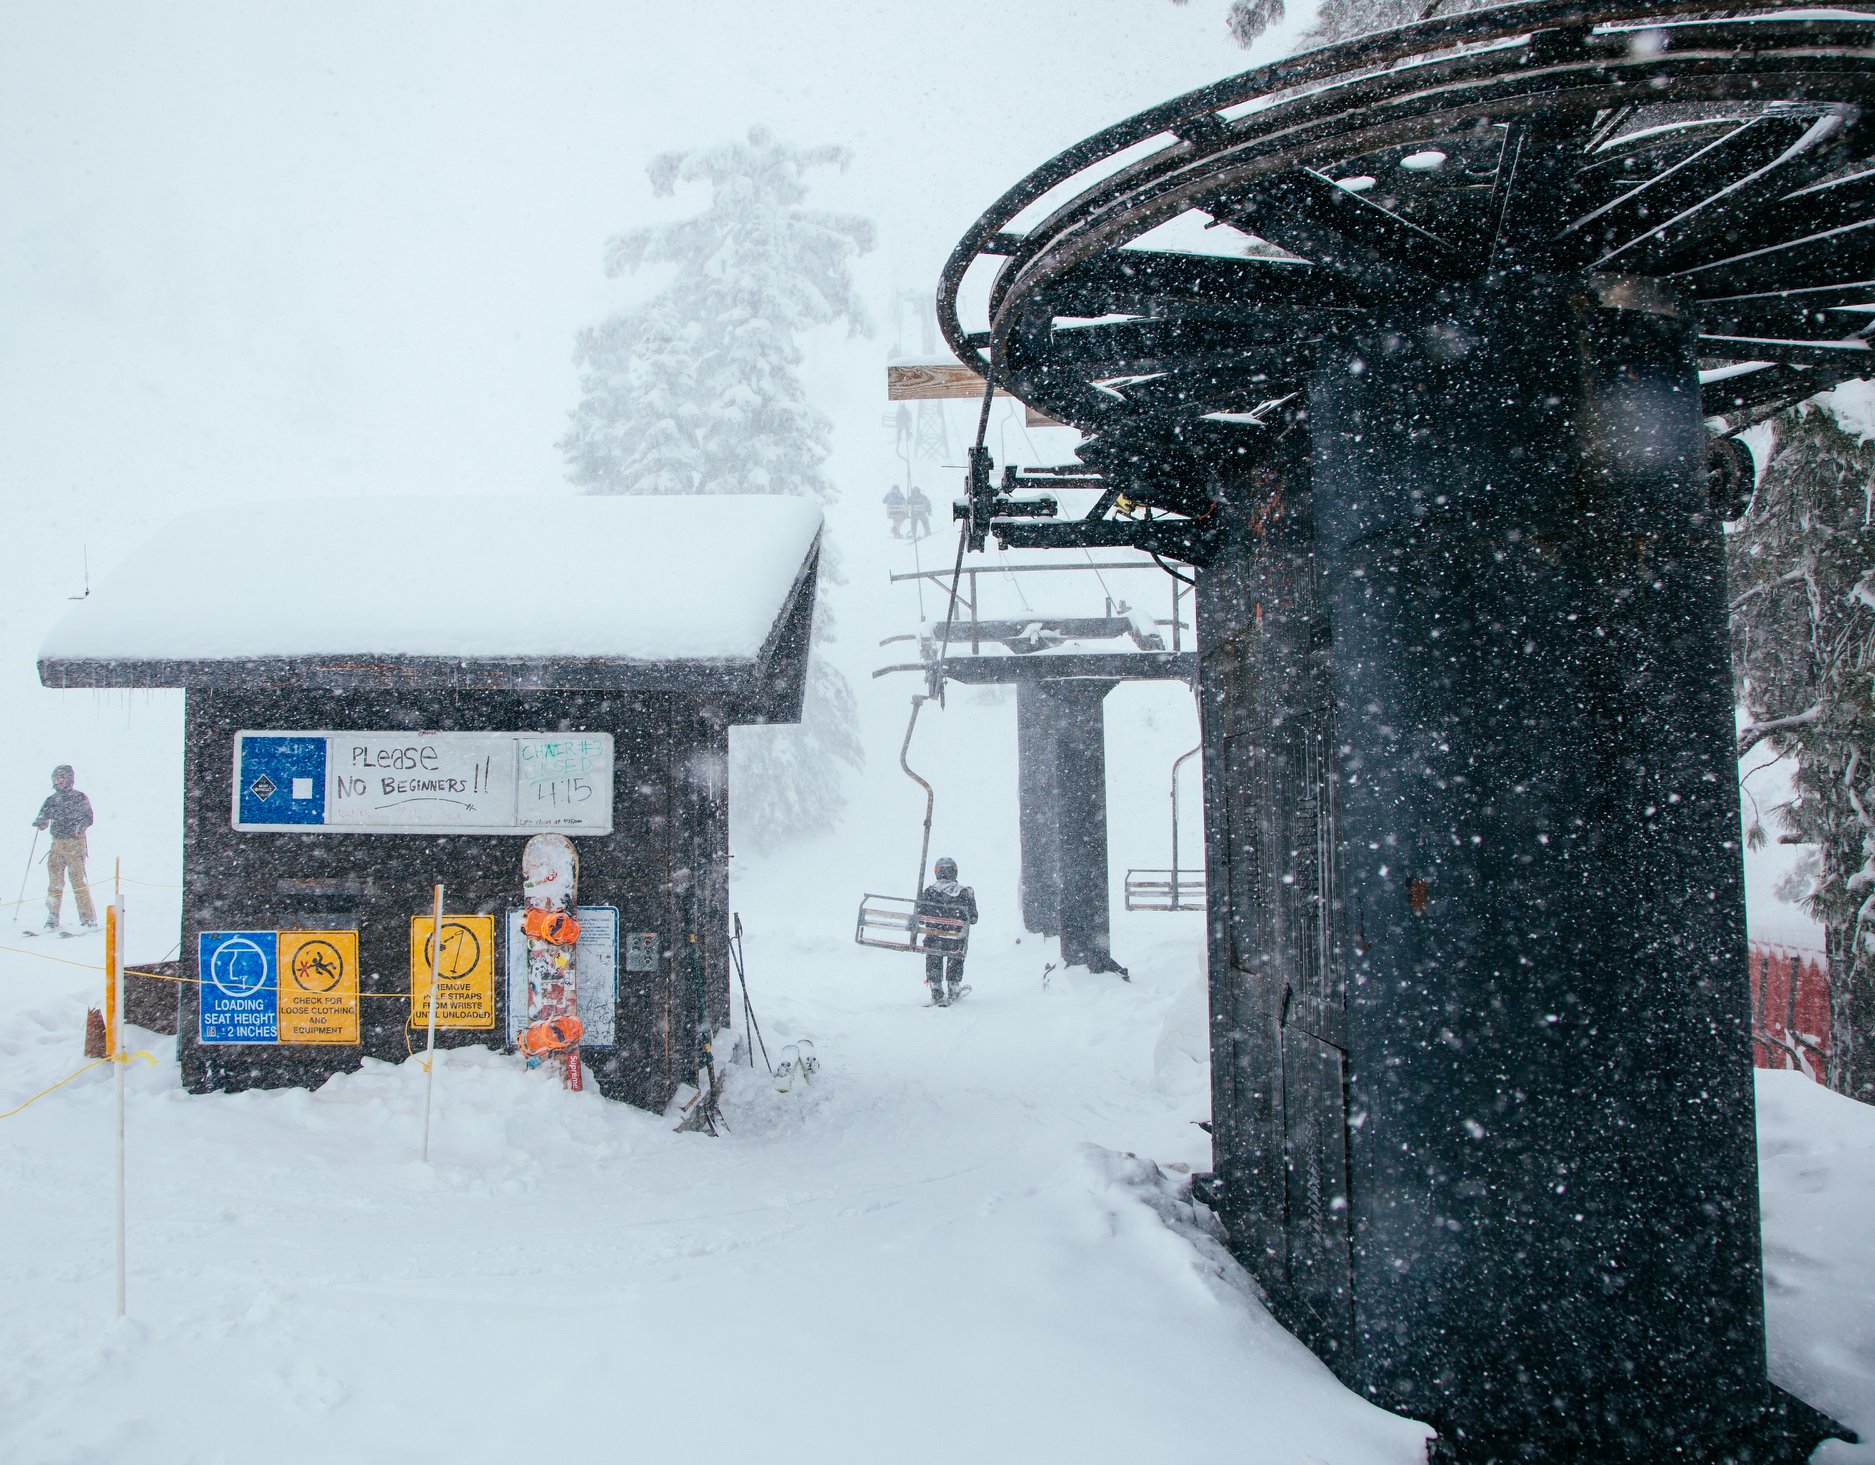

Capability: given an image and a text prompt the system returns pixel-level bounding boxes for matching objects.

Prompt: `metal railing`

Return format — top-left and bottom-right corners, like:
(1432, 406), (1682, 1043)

(886, 559), (1189, 657)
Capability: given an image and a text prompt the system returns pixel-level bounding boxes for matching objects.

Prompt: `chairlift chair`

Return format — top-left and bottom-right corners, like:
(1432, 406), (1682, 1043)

(854, 894), (968, 951)
(1123, 742), (1205, 913)
(855, 694), (967, 952)
(1123, 870), (1205, 912)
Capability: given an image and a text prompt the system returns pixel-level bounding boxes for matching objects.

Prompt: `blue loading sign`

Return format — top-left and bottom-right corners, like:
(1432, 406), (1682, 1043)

(199, 931), (279, 1043)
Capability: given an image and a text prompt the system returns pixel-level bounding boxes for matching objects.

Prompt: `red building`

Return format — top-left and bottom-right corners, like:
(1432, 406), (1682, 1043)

(1749, 943), (1831, 1081)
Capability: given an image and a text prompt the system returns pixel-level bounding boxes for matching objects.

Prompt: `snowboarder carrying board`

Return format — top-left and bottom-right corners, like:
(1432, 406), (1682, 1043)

(32, 764), (95, 933)
(915, 856), (977, 1006)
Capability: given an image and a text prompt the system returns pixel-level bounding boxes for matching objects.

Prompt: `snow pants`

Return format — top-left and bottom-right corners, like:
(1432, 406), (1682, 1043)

(46, 837), (95, 925)
(925, 952), (965, 991)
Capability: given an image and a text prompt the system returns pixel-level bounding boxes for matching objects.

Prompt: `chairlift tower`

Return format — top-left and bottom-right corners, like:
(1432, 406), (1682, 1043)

(871, 558), (1199, 973)
(935, 2), (1872, 1459)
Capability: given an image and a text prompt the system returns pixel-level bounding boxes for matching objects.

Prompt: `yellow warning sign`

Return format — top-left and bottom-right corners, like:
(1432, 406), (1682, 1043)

(279, 930), (360, 1045)
(409, 913), (497, 1030)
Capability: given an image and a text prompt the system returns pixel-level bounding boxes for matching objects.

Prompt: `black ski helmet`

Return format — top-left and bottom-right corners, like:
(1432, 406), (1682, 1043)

(934, 856), (958, 880)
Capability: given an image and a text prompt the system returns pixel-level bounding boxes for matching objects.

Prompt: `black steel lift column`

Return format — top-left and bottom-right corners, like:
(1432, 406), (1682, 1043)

(1016, 677), (1122, 973)
(935, 3), (1873, 1457)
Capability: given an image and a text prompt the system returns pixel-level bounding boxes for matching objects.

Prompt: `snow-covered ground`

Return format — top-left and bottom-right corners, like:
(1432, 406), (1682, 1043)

(0, 886), (1432, 1465)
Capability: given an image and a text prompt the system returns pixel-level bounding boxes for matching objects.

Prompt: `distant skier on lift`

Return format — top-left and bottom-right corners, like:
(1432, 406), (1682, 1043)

(882, 486), (908, 537)
(915, 856), (977, 1006)
(906, 486), (933, 540)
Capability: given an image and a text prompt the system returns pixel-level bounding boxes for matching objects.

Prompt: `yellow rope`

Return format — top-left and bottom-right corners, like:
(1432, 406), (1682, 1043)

(0, 945), (416, 1001)
(0, 868), (180, 912)
(0, 1050), (155, 1121)
(0, 941), (105, 973)
(0, 875), (469, 1044)
(403, 1022), (433, 1071)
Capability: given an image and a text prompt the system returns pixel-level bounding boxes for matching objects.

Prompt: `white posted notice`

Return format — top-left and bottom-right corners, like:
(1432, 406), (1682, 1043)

(233, 730), (614, 835)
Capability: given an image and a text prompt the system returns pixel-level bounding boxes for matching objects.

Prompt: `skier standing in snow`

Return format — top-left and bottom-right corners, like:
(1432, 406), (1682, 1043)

(33, 764), (95, 931)
(906, 486), (932, 540)
(882, 486), (908, 537)
(915, 856), (977, 1005)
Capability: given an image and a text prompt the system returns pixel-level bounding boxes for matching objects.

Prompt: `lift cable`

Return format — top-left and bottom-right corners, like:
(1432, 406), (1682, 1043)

(1082, 548), (1117, 614)
(930, 362), (999, 707)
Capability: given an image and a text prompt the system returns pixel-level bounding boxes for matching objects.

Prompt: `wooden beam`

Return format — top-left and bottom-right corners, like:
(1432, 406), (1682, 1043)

(887, 359), (1007, 401)
(886, 359), (1070, 428)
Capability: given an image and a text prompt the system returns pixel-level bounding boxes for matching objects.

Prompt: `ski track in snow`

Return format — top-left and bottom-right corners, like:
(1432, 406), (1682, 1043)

(0, 914), (1428, 1465)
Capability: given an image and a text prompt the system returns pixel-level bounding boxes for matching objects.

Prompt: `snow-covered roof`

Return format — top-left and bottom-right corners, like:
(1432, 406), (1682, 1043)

(39, 494), (822, 698)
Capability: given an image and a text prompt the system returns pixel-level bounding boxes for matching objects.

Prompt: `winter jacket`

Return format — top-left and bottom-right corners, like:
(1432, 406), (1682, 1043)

(35, 788), (94, 841)
(915, 880), (978, 953)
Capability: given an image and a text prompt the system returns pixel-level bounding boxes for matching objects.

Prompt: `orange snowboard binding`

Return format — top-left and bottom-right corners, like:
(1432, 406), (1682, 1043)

(518, 1015), (584, 1058)
(522, 907), (581, 945)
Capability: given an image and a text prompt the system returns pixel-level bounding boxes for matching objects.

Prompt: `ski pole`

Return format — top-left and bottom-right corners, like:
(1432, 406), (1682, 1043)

(13, 829), (40, 927)
(420, 883), (443, 1163)
(107, 898), (126, 1318)
(730, 913), (771, 1074)
(734, 927), (766, 1072)
(686, 931), (720, 1135)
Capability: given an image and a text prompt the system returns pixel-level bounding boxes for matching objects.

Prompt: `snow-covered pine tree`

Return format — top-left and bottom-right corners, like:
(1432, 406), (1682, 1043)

(563, 294), (703, 497)
(1171, 0), (1485, 49)
(1302, 0), (1446, 44)
(1169, 0), (1288, 47)
(561, 127), (874, 850)
(1730, 404), (1875, 1103)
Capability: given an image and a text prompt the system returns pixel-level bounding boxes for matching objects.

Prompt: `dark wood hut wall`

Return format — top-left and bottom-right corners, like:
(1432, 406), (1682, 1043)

(176, 686), (730, 1112)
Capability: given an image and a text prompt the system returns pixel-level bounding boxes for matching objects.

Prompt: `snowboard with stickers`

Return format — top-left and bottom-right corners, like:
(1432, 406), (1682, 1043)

(520, 833), (583, 1091)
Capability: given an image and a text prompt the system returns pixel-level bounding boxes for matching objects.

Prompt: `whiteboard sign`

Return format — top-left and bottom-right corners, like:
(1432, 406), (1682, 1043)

(233, 730), (613, 835)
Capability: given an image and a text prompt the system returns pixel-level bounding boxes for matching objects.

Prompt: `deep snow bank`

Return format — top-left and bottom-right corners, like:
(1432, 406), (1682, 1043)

(1758, 1070), (1875, 1463)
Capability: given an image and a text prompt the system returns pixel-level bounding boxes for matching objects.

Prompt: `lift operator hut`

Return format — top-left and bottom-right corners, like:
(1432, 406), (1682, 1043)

(38, 495), (822, 1112)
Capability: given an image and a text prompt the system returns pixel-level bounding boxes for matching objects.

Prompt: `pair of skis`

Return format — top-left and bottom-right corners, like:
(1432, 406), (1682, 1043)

(774, 1040), (819, 1093)
(21, 923), (97, 940)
